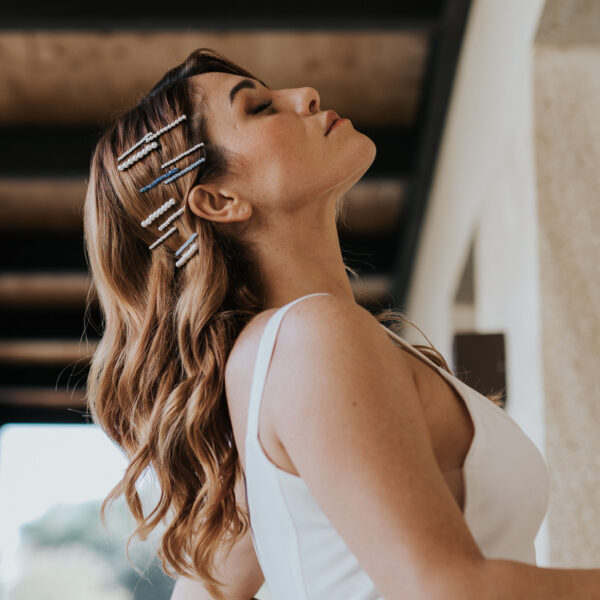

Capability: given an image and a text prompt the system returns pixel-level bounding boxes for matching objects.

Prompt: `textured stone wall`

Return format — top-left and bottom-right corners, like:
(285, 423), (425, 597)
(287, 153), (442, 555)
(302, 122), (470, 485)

(534, 0), (600, 566)
(405, 0), (600, 566)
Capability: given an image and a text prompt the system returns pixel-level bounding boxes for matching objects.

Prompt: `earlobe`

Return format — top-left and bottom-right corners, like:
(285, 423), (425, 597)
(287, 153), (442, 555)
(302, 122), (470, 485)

(236, 203), (252, 222)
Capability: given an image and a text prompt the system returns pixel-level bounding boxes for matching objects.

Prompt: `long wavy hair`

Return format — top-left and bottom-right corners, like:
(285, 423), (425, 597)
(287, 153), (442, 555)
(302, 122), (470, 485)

(83, 47), (504, 599)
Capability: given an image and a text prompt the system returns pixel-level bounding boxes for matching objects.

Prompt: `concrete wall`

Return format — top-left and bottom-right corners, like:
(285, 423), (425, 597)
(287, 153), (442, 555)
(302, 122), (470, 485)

(533, 0), (600, 567)
(404, 0), (600, 566)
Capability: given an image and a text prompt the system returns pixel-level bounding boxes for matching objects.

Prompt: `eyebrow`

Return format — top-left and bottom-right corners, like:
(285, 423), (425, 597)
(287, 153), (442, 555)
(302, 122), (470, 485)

(229, 78), (270, 106)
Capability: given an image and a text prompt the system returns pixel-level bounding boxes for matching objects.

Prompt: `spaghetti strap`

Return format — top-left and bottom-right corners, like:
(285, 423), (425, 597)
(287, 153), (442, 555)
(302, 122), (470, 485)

(379, 323), (445, 372)
(246, 292), (332, 443)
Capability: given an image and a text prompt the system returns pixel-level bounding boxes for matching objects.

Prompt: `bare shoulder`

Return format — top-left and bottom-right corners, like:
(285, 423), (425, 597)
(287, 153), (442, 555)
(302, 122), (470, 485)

(274, 292), (384, 344)
(226, 293), (376, 382)
(268, 292), (415, 416)
(225, 307), (278, 386)
(268, 292), (416, 450)
(267, 293), (486, 599)
(267, 293), (401, 368)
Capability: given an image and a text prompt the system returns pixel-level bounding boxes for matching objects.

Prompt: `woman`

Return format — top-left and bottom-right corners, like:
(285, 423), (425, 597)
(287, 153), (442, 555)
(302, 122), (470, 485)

(84, 48), (599, 599)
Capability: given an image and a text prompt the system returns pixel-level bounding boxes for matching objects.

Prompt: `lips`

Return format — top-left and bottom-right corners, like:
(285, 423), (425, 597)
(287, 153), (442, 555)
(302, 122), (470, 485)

(325, 110), (340, 136)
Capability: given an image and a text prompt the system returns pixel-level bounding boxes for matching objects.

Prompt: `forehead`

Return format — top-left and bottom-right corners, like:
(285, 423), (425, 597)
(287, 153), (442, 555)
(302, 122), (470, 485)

(188, 72), (264, 144)
(189, 72), (264, 110)
(190, 71), (242, 93)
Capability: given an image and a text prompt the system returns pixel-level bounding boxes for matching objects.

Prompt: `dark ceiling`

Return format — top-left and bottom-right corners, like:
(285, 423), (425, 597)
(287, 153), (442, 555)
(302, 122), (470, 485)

(0, 0), (472, 423)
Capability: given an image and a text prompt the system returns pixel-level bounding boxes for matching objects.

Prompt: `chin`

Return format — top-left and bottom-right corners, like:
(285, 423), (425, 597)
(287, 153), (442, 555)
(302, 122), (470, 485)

(362, 133), (378, 161)
(327, 135), (377, 194)
(354, 135), (377, 177)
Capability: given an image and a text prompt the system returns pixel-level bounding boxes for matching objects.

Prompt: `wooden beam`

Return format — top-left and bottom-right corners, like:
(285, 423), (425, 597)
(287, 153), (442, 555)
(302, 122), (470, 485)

(0, 31), (429, 127)
(0, 177), (86, 231)
(0, 387), (89, 428)
(0, 387), (86, 408)
(0, 273), (95, 307)
(350, 274), (395, 308)
(0, 339), (97, 364)
(338, 179), (406, 234)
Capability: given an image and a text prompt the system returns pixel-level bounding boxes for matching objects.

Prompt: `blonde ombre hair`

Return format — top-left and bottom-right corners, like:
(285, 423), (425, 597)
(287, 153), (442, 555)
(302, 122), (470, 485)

(83, 47), (503, 600)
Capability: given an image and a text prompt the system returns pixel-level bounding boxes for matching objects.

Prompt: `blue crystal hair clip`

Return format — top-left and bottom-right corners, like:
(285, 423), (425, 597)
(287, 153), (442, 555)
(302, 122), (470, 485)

(117, 113), (206, 268)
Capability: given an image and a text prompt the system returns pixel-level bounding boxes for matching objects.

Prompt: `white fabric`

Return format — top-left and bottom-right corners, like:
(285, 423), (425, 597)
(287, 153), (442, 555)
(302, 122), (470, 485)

(243, 293), (550, 599)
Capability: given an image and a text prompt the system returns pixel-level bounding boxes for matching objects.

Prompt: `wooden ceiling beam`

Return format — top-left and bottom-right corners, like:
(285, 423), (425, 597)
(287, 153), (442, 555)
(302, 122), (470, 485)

(0, 177), (86, 231)
(0, 272), (95, 307)
(0, 339), (97, 364)
(0, 31), (429, 127)
(0, 387), (86, 411)
(339, 179), (406, 234)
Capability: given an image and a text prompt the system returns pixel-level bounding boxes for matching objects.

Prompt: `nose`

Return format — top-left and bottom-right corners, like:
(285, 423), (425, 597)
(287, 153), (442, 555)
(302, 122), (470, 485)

(293, 86), (320, 115)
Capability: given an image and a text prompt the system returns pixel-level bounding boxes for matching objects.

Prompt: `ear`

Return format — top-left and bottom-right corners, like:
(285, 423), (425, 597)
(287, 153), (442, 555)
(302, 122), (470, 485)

(186, 183), (251, 223)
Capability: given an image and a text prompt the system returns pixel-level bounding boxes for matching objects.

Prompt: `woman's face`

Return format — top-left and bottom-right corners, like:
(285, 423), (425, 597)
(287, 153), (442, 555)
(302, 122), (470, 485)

(188, 71), (376, 224)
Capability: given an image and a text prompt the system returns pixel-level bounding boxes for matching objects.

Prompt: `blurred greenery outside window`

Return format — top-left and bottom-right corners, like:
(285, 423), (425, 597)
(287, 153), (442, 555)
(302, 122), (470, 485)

(0, 424), (273, 600)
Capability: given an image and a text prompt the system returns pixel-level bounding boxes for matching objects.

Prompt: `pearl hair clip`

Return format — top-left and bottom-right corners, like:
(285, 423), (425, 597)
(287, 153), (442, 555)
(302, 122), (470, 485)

(138, 141), (206, 191)
(175, 233), (199, 268)
(141, 197), (176, 228)
(140, 168), (178, 193)
(161, 143), (204, 169)
(162, 157), (206, 186)
(149, 225), (177, 250)
(117, 114), (187, 164)
(118, 141), (160, 171)
(142, 195), (196, 267)
(117, 112), (206, 269)
(158, 207), (185, 231)
(142, 197), (187, 248)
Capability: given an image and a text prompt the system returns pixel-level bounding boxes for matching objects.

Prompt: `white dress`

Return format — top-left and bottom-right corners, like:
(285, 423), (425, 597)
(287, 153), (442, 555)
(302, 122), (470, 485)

(243, 293), (550, 600)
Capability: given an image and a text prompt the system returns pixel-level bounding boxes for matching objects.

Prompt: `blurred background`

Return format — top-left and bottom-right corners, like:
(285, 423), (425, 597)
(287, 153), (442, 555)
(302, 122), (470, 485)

(0, 0), (598, 598)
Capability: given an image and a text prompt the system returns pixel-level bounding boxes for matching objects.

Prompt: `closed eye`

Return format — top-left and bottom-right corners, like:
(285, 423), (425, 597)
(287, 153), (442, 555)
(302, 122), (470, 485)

(253, 100), (273, 114)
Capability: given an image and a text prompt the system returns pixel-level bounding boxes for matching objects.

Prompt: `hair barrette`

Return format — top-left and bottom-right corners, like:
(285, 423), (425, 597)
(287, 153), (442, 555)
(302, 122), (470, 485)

(157, 206), (185, 231)
(161, 143), (205, 169)
(175, 232), (198, 257)
(118, 114), (187, 164)
(175, 238), (198, 268)
(138, 143), (206, 191)
(118, 141), (160, 171)
(141, 197), (176, 228)
(139, 168), (178, 193)
(143, 197), (186, 234)
(162, 158), (206, 186)
(142, 198), (198, 267)
(149, 225), (177, 250)
(128, 120), (206, 270)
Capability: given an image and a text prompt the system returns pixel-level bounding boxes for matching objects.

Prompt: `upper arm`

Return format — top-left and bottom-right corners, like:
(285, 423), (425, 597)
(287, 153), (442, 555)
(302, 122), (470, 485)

(269, 295), (486, 600)
(170, 474), (264, 600)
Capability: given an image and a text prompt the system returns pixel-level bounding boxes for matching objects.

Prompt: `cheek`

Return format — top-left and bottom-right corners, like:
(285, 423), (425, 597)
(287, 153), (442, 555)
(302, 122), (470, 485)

(248, 124), (310, 187)
(272, 125), (328, 188)
(239, 119), (330, 203)
(263, 122), (307, 165)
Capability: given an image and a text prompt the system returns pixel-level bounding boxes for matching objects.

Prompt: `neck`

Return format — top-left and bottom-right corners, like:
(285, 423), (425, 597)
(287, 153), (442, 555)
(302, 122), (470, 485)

(248, 207), (356, 311)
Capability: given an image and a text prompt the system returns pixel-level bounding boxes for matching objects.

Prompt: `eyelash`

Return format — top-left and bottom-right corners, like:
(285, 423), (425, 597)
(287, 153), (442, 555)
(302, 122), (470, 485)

(253, 100), (273, 114)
